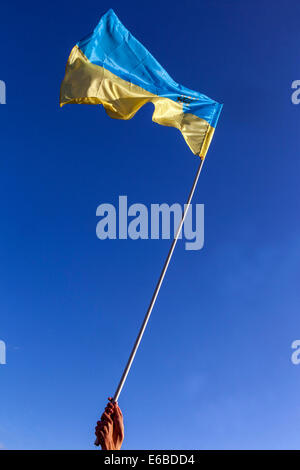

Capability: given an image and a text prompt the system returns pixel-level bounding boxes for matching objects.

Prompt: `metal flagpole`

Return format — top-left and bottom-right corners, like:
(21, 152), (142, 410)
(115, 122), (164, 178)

(95, 157), (205, 445)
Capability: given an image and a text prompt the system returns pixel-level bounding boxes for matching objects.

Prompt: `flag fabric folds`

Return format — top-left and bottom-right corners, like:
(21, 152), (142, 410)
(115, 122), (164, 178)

(60, 9), (222, 159)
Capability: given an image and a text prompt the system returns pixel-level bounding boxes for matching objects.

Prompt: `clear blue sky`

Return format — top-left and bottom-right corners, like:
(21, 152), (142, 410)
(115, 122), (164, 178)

(1, 0), (300, 450)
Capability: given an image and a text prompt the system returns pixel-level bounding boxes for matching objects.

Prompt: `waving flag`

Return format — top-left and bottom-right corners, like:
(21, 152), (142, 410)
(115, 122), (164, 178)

(60, 9), (222, 158)
(60, 12), (223, 440)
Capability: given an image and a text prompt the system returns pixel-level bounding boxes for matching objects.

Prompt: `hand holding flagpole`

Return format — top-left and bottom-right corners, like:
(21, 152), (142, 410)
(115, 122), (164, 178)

(95, 157), (205, 446)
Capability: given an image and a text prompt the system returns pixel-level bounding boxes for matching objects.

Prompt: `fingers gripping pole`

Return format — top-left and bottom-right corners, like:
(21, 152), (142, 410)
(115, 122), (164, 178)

(95, 158), (204, 446)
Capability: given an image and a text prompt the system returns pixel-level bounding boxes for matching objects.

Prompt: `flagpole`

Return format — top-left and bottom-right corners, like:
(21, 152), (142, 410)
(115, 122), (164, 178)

(95, 157), (205, 445)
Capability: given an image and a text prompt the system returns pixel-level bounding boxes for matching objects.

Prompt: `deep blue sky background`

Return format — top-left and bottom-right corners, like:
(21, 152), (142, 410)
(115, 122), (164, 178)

(1, 0), (300, 450)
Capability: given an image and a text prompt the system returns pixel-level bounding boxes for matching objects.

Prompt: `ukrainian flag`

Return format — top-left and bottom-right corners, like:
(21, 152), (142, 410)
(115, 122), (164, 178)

(60, 9), (222, 159)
